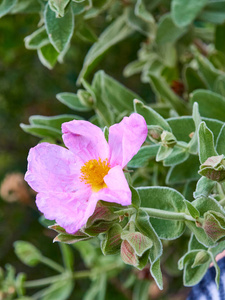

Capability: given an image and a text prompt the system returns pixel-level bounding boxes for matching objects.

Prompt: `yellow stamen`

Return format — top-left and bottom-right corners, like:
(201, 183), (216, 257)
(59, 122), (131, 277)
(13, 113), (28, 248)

(80, 158), (110, 192)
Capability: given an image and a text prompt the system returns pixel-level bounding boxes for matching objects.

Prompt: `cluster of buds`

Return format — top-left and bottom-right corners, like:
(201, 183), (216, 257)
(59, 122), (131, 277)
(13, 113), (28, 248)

(148, 125), (177, 148)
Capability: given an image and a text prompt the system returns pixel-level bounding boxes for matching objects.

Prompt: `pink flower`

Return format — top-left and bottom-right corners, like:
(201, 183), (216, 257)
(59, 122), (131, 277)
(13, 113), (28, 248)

(25, 113), (147, 234)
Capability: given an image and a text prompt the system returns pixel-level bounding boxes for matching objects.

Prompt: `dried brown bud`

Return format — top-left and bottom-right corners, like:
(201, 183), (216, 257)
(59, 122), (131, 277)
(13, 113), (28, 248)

(0, 173), (31, 204)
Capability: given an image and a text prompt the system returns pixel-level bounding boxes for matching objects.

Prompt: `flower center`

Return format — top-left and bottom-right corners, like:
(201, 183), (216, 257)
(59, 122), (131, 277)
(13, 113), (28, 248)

(80, 158), (110, 192)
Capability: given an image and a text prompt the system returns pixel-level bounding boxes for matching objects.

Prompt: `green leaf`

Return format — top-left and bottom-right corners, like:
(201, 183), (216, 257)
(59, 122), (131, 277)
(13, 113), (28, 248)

(121, 231), (153, 257)
(10, 0), (41, 13)
(195, 53), (224, 91)
(156, 13), (187, 44)
(167, 116), (195, 143)
(29, 114), (82, 130)
(0, 0), (17, 18)
(86, 74), (114, 126)
(191, 90), (225, 122)
(167, 115), (223, 146)
(184, 200), (200, 219)
(186, 196), (225, 246)
(37, 44), (59, 69)
(39, 216), (55, 228)
(216, 124), (225, 155)
(198, 122), (218, 164)
(166, 155), (200, 184)
(188, 234), (207, 251)
(193, 196), (225, 218)
(49, 0), (70, 17)
(178, 250), (210, 286)
(199, 1), (225, 24)
(135, 211), (163, 287)
(96, 71), (142, 113)
(215, 24), (225, 53)
(134, 99), (171, 131)
(211, 240), (225, 257)
(24, 26), (49, 49)
(194, 176), (216, 199)
(171, 0), (208, 27)
(20, 123), (62, 140)
(14, 241), (42, 266)
(137, 187), (186, 240)
(54, 232), (91, 244)
(135, 0), (156, 39)
(163, 146), (189, 166)
(45, 3), (74, 53)
(123, 59), (146, 77)
(150, 258), (163, 290)
(127, 7), (155, 38)
(49, 224), (66, 233)
(130, 186), (141, 209)
(56, 92), (92, 111)
(135, 210), (162, 265)
(148, 73), (189, 115)
(189, 102), (201, 154)
(101, 223), (122, 255)
(128, 145), (159, 168)
(156, 145), (173, 162)
(77, 15), (133, 83)
(208, 251), (220, 289)
(76, 23), (98, 43)
(184, 66), (207, 93)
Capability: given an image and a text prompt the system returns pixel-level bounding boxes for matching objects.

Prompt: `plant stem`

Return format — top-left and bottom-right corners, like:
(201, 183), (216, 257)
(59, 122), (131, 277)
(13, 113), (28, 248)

(24, 274), (66, 288)
(141, 208), (196, 222)
(25, 262), (123, 289)
(176, 141), (189, 150)
(40, 256), (65, 273)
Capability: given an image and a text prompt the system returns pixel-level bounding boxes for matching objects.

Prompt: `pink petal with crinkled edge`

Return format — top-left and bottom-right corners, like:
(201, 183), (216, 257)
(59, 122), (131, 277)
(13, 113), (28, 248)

(91, 166), (131, 206)
(36, 188), (98, 234)
(62, 120), (109, 163)
(25, 143), (84, 194)
(108, 113), (148, 168)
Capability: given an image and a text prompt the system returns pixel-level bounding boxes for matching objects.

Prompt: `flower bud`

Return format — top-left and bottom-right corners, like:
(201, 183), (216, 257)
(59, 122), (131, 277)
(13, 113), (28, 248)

(121, 240), (139, 267)
(199, 155), (225, 182)
(121, 231), (153, 257)
(77, 89), (94, 108)
(161, 131), (177, 148)
(203, 211), (225, 242)
(148, 126), (163, 143)
(0, 173), (31, 204)
(191, 250), (210, 268)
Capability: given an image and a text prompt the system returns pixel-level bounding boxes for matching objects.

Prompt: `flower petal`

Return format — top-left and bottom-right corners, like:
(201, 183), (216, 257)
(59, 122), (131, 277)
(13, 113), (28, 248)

(36, 188), (98, 234)
(91, 166), (131, 206)
(25, 143), (83, 193)
(62, 120), (109, 162)
(108, 113), (148, 168)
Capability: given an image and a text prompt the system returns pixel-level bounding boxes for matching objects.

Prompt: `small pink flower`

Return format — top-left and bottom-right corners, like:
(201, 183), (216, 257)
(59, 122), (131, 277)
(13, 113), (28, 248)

(25, 113), (147, 234)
